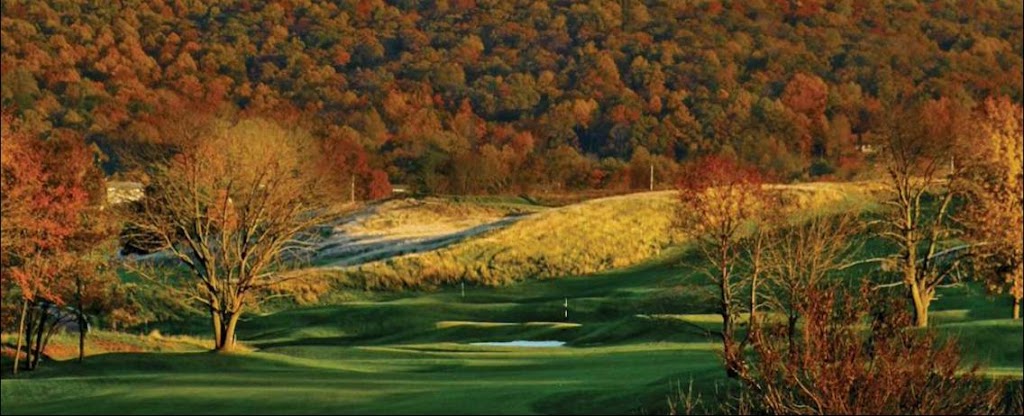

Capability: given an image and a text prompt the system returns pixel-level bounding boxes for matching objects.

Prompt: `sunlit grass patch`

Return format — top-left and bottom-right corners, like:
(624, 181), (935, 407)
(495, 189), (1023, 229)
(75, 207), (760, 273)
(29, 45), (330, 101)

(335, 182), (886, 290)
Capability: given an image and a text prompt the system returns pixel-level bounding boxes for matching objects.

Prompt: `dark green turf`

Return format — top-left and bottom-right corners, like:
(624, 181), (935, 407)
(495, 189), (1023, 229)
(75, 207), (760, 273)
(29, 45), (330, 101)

(3, 246), (1021, 414)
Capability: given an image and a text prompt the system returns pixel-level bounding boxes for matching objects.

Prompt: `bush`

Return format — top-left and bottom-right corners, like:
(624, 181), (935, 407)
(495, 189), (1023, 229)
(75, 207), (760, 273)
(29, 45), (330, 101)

(742, 286), (1013, 415)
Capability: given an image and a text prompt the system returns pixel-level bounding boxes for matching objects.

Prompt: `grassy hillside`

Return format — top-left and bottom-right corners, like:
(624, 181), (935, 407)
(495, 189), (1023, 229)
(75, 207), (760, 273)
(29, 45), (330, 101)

(0, 330), (210, 370)
(3, 181), (1019, 415)
(2, 250), (1020, 415)
(332, 181), (885, 289)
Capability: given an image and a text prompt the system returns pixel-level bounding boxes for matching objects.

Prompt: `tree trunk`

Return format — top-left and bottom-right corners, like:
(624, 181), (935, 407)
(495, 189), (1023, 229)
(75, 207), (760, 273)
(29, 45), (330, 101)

(720, 305), (740, 378)
(911, 288), (931, 328)
(787, 313), (798, 356)
(23, 307), (35, 371)
(211, 309), (223, 350)
(216, 310), (242, 352)
(649, 163), (654, 191)
(13, 299), (28, 375)
(749, 266), (759, 331)
(77, 276), (86, 362)
(77, 312), (87, 362)
(719, 248), (741, 378)
(905, 250), (931, 327)
(30, 309), (47, 370)
(350, 174), (356, 203)
(1013, 296), (1020, 320)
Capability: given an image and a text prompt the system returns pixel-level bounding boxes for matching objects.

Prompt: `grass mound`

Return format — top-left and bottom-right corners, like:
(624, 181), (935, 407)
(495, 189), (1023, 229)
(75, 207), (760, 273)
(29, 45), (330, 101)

(333, 182), (884, 289)
(1, 330), (210, 367)
(339, 191), (682, 288)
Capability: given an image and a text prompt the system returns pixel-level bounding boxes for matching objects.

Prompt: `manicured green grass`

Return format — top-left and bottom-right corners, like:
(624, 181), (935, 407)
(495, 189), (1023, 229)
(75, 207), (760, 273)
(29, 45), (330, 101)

(0, 252), (727, 415)
(0, 343), (724, 415)
(3, 246), (1020, 414)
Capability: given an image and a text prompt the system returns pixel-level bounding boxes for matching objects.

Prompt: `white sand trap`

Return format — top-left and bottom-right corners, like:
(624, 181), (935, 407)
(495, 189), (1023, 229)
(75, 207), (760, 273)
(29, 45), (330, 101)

(469, 340), (566, 347)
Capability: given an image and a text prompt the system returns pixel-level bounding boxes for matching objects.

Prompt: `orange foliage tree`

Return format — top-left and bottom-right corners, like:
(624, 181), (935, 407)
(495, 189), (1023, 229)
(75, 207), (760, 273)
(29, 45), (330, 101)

(956, 97), (1024, 319)
(1, 109), (108, 372)
(317, 127), (392, 202)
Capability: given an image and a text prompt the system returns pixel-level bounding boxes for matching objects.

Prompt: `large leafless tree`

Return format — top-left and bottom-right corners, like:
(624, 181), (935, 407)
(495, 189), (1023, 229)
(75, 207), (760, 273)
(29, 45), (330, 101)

(127, 118), (342, 351)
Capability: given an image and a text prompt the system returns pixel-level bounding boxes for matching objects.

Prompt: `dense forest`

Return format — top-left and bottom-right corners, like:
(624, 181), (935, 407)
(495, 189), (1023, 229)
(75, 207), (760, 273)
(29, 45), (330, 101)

(2, 0), (1022, 194)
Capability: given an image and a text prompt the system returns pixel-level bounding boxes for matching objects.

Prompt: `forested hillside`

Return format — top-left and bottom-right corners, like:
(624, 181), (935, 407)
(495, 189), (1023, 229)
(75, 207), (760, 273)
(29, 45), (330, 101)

(3, 0), (1022, 194)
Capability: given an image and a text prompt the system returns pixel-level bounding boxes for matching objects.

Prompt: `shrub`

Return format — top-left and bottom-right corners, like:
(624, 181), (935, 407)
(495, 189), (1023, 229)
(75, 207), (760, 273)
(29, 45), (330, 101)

(743, 286), (1011, 415)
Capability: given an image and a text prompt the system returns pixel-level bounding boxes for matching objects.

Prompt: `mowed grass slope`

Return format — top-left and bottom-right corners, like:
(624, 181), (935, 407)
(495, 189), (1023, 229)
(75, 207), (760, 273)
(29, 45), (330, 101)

(3, 249), (1020, 415)
(0, 344), (720, 415)
(2, 183), (1020, 415)
(0, 256), (726, 415)
(314, 196), (545, 268)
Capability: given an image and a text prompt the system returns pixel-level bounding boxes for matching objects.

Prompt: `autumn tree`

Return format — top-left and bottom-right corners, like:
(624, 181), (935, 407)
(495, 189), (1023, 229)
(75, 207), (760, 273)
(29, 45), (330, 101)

(3, 0), (1023, 193)
(955, 97), (1024, 319)
(15, 252), (120, 368)
(317, 127), (392, 202)
(781, 73), (829, 158)
(65, 212), (122, 362)
(677, 156), (775, 379)
(875, 99), (969, 327)
(126, 118), (343, 351)
(1, 110), (107, 372)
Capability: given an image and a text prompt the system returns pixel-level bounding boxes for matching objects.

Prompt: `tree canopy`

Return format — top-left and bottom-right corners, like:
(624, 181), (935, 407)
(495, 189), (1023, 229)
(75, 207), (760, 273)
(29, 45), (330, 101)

(3, 0), (1021, 192)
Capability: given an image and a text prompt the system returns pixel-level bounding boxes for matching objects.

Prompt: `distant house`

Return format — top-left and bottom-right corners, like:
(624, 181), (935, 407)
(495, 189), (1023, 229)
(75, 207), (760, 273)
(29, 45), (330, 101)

(107, 181), (144, 205)
(856, 144), (877, 154)
(391, 184), (410, 195)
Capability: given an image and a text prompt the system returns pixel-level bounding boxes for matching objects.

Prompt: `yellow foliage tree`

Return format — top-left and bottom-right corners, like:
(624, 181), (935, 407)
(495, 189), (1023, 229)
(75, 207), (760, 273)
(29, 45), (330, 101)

(956, 97), (1024, 319)
(127, 118), (343, 351)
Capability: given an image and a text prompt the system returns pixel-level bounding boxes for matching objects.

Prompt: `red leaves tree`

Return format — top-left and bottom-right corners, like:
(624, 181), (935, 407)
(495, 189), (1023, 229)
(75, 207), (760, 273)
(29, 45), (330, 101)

(318, 127), (392, 202)
(781, 73), (829, 158)
(1, 109), (108, 372)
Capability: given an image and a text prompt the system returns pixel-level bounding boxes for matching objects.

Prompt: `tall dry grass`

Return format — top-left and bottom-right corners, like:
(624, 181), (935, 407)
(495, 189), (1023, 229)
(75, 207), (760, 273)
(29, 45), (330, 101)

(345, 191), (683, 288)
(321, 181), (883, 290)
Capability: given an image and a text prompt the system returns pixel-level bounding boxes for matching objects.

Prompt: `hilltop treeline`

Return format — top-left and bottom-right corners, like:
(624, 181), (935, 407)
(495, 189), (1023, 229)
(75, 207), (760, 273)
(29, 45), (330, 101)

(2, 0), (1022, 193)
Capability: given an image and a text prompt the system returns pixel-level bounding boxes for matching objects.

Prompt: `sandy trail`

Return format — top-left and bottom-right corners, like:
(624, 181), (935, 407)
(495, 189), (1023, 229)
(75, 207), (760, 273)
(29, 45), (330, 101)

(316, 215), (526, 267)
(314, 198), (536, 267)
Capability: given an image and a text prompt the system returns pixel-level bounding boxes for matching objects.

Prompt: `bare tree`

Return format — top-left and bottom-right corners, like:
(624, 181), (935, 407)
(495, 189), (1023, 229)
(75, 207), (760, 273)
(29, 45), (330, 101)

(677, 156), (775, 379)
(876, 99), (969, 327)
(126, 118), (342, 351)
(761, 214), (862, 351)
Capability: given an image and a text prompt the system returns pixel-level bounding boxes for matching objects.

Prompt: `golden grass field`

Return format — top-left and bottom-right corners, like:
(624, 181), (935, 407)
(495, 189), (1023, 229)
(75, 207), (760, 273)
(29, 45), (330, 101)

(321, 181), (886, 290)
